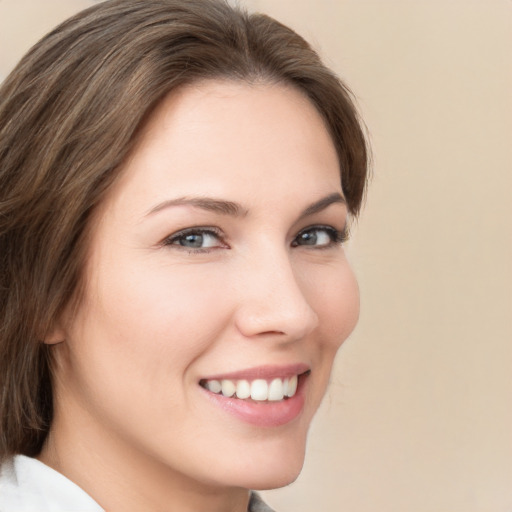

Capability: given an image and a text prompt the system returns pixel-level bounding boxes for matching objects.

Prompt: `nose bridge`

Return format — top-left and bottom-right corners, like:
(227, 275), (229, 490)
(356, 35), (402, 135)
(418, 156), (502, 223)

(234, 242), (319, 340)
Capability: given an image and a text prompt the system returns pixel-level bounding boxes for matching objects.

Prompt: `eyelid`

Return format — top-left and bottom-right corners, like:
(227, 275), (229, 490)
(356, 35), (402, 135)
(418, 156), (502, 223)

(158, 222), (349, 252)
(336, 224), (350, 243)
(292, 224), (350, 247)
(160, 226), (227, 249)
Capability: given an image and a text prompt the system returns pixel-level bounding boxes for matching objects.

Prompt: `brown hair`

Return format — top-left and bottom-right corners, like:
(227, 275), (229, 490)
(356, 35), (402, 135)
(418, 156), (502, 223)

(0, 0), (369, 459)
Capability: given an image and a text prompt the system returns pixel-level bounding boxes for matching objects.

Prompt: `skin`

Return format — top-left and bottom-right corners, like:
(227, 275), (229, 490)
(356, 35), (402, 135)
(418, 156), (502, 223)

(40, 80), (360, 512)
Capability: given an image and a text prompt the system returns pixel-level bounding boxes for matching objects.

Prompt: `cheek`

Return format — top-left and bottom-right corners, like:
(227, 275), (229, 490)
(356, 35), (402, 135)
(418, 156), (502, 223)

(286, 258), (359, 427)
(305, 258), (360, 350)
(328, 268), (360, 344)
(58, 260), (234, 443)
(82, 258), (231, 369)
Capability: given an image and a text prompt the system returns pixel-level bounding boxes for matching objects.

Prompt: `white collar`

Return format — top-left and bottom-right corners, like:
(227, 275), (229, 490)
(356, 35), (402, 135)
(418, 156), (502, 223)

(0, 455), (103, 511)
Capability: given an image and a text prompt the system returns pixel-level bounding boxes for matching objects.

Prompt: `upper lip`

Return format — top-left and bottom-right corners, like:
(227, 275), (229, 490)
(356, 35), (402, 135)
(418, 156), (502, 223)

(200, 363), (310, 382)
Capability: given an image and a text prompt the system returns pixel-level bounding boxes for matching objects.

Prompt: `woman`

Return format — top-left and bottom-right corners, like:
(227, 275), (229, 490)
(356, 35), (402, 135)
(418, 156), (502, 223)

(0, 0), (369, 510)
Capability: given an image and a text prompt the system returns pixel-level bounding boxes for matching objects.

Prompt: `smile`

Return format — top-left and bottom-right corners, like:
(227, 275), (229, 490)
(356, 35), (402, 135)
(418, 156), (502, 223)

(198, 365), (310, 427)
(200, 375), (299, 402)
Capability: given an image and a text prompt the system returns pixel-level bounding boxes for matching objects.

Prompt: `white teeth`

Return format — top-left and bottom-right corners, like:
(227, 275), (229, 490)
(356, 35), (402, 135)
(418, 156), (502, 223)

(286, 375), (298, 398)
(206, 380), (221, 393)
(203, 375), (301, 401)
(268, 378), (284, 401)
(236, 379), (251, 399)
(221, 379), (236, 397)
(250, 379), (268, 401)
(282, 378), (289, 397)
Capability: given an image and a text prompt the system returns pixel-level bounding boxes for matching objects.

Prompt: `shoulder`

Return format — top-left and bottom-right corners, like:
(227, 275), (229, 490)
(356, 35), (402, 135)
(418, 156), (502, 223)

(0, 455), (103, 512)
(248, 492), (277, 512)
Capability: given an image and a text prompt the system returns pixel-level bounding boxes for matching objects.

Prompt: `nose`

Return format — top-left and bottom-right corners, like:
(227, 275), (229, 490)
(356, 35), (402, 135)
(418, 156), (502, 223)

(233, 250), (319, 341)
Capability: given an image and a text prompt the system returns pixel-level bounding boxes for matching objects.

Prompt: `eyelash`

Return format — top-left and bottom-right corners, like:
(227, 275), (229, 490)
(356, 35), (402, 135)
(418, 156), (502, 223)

(162, 224), (349, 254)
(292, 225), (349, 248)
(162, 227), (226, 254)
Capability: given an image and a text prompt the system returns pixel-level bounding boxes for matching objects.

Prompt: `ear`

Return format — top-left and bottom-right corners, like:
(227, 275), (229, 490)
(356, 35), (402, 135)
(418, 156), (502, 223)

(43, 322), (66, 345)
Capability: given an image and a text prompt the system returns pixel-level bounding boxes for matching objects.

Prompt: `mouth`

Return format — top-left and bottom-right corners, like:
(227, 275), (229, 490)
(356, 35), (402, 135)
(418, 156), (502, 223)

(199, 374), (304, 402)
(198, 365), (311, 427)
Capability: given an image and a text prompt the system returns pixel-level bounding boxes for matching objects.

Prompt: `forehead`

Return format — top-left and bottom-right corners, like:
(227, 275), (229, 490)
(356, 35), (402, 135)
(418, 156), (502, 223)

(103, 80), (342, 216)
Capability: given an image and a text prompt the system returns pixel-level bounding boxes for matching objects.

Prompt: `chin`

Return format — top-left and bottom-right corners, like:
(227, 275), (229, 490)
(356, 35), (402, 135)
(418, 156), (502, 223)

(248, 466), (303, 491)
(226, 440), (307, 491)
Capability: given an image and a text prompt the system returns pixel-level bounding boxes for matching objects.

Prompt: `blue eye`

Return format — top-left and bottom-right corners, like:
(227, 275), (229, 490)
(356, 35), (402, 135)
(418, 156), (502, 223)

(292, 226), (347, 248)
(164, 228), (224, 251)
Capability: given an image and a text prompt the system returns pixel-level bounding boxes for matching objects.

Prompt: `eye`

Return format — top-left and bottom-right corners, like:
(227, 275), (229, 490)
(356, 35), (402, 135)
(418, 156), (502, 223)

(292, 225), (348, 248)
(163, 227), (226, 251)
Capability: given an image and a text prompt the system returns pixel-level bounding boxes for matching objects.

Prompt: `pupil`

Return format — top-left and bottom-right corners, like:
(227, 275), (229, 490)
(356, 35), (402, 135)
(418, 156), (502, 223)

(181, 233), (203, 248)
(300, 231), (317, 245)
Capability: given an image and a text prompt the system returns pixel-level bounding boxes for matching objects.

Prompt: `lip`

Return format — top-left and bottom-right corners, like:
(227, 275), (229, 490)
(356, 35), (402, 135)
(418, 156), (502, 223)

(200, 363), (310, 382)
(199, 365), (310, 428)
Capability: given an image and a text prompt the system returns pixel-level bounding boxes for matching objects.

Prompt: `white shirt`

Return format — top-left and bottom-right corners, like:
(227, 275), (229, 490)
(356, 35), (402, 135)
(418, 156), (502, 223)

(0, 455), (275, 512)
(0, 455), (103, 511)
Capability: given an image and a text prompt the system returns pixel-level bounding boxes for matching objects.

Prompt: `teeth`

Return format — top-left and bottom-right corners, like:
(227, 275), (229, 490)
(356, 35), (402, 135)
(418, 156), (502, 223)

(250, 379), (268, 401)
(221, 379), (236, 397)
(287, 375), (298, 398)
(268, 378), (284, 401)
(203, 375), (301, 401)
(206, 380), (222, 393)
(236, 380), (251, 399)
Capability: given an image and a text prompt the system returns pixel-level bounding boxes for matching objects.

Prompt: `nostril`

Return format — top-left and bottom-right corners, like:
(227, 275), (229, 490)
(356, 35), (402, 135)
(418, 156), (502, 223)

(233, 260), (319, 339)
(234, 303), (318, 341)
(258, 329), (285, 336)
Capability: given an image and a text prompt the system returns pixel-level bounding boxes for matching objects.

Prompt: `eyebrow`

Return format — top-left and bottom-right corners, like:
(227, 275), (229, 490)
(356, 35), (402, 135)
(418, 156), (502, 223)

(146, 196), (248, 217)
(297, 192), (346, 220)
(145, 192), (346, 219)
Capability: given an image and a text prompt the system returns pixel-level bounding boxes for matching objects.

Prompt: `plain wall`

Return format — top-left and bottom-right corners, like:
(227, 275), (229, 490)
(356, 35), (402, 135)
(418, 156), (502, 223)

(1, 1), (510, 511)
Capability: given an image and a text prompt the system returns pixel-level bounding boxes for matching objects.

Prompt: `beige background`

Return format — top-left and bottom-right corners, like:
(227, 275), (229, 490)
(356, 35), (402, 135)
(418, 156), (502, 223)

(1, 1), (510, 511)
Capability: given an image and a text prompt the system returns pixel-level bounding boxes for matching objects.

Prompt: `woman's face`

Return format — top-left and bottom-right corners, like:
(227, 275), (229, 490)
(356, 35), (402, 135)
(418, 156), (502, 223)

(51, 81), (359, 492)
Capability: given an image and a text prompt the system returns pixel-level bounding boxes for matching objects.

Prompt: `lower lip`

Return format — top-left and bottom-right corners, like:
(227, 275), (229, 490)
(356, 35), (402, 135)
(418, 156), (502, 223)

(200, 375), (307, 428)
